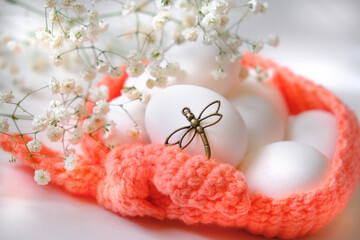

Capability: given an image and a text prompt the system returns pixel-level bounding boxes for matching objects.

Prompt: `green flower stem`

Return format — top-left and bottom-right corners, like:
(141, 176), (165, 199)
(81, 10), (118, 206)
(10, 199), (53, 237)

(0, 113), (33, 120)
(12, 118), (37, 169)
(11, 85), (48, 118)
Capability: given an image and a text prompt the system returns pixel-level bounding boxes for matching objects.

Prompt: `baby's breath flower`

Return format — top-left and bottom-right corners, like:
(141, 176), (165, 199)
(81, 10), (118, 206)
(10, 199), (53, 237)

(27, 139), (42, 152)
(211, 67), (227, 80)
(152, 12), (170, 30)
(69, 127), (84, 144)
(83, 114), (106, 133)
(96, 61), (109, 73)
(92, 114), (107, 127)
(89, 85), (108, 102)
(182, 14), (197, 28)
(219, 14), (229, 28)
(155, 0), (174, 10)
(50, 55), (63, 66)
(127, 62), (145, 77)
(71, 1), (86, 15)
(148, 48), (164, 63)
(62, 0), (74, 8)
(146, 79), (156, 89)
(34, 169), (51, 185)
(164, 62), (179, 76)
(140, 90), (151, 103)
(252, 39), (264, 53)
(64, 153), (78, 171)
(155, 76), (167, 87)
(86, 23), (102, 41)
(226, 34), (242, 48)
(74, 104), (87, 118)
(127, 50), (142, 64)
(87, 9), (99, 23)
(50, 33), (64, 49)
(183, 27), (199, 42)
(9, 155), (16, 163)
(82, 117), (97, 133)
(48, 76), (60, 94)
(46, 125), (63, 142)
(248, 0), (267, 14)
(201, 12), (222, 31)
(210, 0), (231, 15)
(60, 77), (76, 95)
(0, 90), (14, 103)
(48, 99), (61, 110)
(148, 64), (164, 78)
(122, 87), (141, 100)
(127, 126), (142, 139)
(98, 21), (109, 33)
(268, 34), (279, 47)
(80, 68), (96, 81)
(110, 67), (123, 78)
(32, 113), (49, 131)
(172, 30), (185, 44)
(69, 25), (87, 44)
(215, 50), (228, 63)
(53, 106), (71, 125)
(35, 30), (52, 48)
(0, 117), (10, 133)
(93, 100), (110, 115)
(44, 0), (56, 8)
(122, 0), (135, 16)
(74, 83), (83, 95)
(203, 30), (218, 45)
(7, 41), (22, 54)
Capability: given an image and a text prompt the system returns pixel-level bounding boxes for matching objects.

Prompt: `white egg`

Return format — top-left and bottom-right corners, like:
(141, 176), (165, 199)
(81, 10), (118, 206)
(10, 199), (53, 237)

(165, 41), (240, 96)
(239, 141), (330, 199)
(230, 95), (286, 153)
(145, 85), (248, 168)
(104, 95), (150, 146)
(226, 80), (289, 124)
(286, 110), (338, 161)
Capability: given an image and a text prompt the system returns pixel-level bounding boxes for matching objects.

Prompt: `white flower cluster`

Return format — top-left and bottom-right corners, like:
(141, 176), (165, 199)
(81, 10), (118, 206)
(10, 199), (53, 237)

(0, 117), (9, 133)
(64, 153), (78, 171)
(0, 90), (14, 103)
(0, 0), (277, 186)
(37, 2), (109, 48)
(34, 169), (51, 185)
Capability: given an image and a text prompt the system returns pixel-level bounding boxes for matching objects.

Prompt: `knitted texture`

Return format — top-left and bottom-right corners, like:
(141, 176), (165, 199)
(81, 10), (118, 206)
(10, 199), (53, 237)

(1, 54), (359, 239)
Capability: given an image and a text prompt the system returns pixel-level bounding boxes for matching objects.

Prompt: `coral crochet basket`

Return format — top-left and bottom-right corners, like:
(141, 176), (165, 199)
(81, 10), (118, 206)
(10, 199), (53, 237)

(1, 54), (359, 239)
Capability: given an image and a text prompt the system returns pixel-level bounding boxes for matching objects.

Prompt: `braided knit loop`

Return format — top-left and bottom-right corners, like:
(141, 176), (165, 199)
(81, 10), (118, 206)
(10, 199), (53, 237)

(1, 53), (359, 239)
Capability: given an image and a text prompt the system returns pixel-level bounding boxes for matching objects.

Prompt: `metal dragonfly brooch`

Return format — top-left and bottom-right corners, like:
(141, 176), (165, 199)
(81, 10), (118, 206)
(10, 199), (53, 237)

(164, 100), (223, 158)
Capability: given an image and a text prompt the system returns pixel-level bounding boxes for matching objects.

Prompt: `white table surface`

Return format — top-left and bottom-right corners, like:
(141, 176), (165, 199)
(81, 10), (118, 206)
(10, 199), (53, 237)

(1, 0), (359, 239)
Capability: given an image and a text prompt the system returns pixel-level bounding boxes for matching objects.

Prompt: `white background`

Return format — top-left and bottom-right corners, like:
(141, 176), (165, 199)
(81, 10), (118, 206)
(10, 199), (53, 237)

(1, 0), (359, 239)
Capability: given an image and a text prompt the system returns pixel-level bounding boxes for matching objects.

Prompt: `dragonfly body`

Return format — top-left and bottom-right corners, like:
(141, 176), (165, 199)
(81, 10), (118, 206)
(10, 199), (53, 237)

(165, 101), (223, 159)
(183, 107), (211, 158)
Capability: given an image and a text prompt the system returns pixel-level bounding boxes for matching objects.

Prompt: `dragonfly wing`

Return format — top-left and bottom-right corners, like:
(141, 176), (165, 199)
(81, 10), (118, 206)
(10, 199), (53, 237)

(180, 128), (196, 149)
(198, 100), (221, 119)
(200, 113), (223, 128)
(165, 126), (192, 146)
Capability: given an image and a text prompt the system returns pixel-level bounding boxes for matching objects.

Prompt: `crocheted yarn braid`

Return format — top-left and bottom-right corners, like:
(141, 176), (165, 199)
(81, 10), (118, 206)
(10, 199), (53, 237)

(1, 53), (359, 239)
